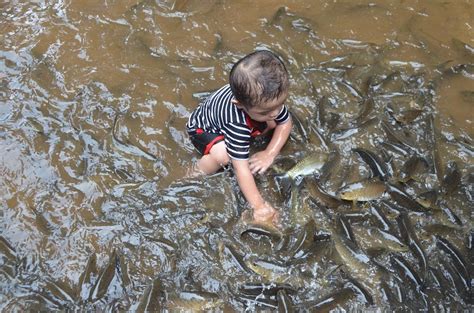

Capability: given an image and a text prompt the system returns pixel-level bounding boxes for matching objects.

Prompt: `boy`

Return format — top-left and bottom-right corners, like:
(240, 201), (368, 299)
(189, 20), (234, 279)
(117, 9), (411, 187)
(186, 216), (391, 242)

(186, 50), (292, 224)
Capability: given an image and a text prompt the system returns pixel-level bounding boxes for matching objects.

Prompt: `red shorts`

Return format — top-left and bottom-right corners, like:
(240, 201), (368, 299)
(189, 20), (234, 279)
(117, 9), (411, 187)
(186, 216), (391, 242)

(188, 118), (267, 156)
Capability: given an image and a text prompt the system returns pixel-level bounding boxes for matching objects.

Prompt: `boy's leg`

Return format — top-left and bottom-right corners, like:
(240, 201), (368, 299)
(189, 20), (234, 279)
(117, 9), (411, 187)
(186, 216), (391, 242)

(196, 141), (229, 174)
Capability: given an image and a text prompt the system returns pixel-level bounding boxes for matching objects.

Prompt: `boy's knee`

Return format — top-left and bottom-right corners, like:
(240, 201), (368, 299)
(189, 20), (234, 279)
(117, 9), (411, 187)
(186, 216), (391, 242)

(209, 142), (229, 166)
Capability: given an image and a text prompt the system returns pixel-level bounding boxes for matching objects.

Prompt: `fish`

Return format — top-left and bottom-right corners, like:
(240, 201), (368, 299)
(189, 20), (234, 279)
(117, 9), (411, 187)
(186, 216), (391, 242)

(397, 213), (427, 279)
(432, 203), (463, 229)
(353, 147), (389, 181)
(436, 236), (470, 292)
(88, 250), (118, 301)
(354, 97), (375, 125)
(297, 287), (356, 311)
(381, 120), (417, 153)
(238, 283), (296, 297)
(238, 293), (278, 309)
(460, 90), (474, 103)
(330, 117), (378, 141)
(240, 223), (283, 242)
(0, 236), (16, 263)
(386, 103), (423, 124)
(136, 278), (163, 313)
(277, 289), (295, 313)
(77, 253), (97, 301)
(218, 242), (253, 274)
(441, 161), (461, 194)
(386, 184), (429, 212)
(337, 178), (386, 202)
(355, 226), (408, 253)
(369, 204), (395, 233)
(286, 153), (328, 180)
(415, 190), (438, 209)
(245, 257), (289, 279)
(304, 177), (351, 210)
(390, 255), (427, 307)
(286, 219), (317, 259)
(290, 111), (309, 144)
(451, 38), (474, 62)
(43, 279), (77, 306)
(398, 155), (429, 183)
(165, 290), (223, 311)
(425, 115), (443, 182)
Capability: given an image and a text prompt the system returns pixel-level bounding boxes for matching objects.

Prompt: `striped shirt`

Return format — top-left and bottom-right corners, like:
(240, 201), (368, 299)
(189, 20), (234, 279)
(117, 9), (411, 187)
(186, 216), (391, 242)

(186, 84), (290, 160)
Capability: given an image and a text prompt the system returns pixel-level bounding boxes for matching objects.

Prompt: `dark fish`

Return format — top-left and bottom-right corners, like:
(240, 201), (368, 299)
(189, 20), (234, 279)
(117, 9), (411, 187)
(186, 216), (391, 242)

(331, 117), (378, 141)
(290, 111), (309, 144)
(380, 141), (411, 157)
(136, 278), (163, 313)
(335, 215), (356, 243)
(381, 120), (417, 153)
(238, 293), (278, 309)
(304, 177), (351, 210)
(345, 279), (374, 306)
(77, 253), (97, 301)
(369, 204), (395, 233)
(390, 255), (424, 292)
(297, 287), (356, 311)
(354, 97), (375, 125)
(241, 223), (283, 242)
(43, 279), (76, 306)
(89, 250), (118, 301)
(313, 95), (329, 131)
(434, 202), (463, 229)
(277, 289), (295, 313)
(353, 147), (389, 181)
(415, 190), (438, 209)
(318, 150), (340, 184)
(387, 184), (428, 212)
(386, 104), (423, 124)
(398, 155), (429, 183)
(425, 115), (443, 181)
(441, 161), (461, 194)
(436, 236), (470, 291)
(287, 219), (317, 259)
(218, 242), (252, 274)
(0, 236), (16, 262)
(397, 213), (427, 278)
(238, 283), (296, 297)
(30, 206), (53, 236)
(460, 90), (474, 103)
(438, 259), (471, 303)
(451, 38), (474, 61)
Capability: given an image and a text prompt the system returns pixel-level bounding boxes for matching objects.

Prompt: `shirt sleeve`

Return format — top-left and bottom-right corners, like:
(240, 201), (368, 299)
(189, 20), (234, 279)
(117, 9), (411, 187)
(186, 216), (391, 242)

(275, 105), (290, 124)
(222, 123), (251, 160)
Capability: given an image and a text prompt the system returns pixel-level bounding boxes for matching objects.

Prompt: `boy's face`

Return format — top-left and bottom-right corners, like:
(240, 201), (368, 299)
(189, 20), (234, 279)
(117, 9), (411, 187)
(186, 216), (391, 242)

(233, 93), (288, 122)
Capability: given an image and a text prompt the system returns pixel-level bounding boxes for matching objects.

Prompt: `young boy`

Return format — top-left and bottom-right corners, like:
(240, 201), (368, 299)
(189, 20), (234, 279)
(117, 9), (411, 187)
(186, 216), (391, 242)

(186, 50), (292, 224)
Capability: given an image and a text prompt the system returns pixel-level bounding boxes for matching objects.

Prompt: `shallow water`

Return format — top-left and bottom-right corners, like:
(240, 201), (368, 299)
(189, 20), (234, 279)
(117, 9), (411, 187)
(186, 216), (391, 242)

(1, 0), (473, 311)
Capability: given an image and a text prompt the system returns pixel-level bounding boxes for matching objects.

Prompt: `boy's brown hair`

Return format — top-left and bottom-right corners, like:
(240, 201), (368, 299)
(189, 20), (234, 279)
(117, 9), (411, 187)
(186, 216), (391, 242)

(229, 50), (289, 108)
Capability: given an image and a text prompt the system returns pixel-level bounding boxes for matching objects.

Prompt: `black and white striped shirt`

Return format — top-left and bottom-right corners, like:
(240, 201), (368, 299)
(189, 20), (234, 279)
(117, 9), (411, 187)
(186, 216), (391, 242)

(186, 84), (290, 160)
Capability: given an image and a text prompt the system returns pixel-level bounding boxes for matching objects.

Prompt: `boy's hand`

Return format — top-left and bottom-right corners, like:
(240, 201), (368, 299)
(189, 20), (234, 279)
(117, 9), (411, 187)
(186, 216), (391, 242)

(253, 202), (279, 225)
(249, 150), (276, 175)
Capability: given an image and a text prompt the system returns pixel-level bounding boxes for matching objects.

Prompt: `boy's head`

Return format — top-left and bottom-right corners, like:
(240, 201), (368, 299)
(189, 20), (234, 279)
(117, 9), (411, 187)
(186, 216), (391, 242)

(229, 50), (289, 121)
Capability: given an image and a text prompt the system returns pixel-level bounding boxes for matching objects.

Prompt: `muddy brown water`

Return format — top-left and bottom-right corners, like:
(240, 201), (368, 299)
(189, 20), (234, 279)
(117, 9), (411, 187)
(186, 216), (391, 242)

(1, 0), (473, 311)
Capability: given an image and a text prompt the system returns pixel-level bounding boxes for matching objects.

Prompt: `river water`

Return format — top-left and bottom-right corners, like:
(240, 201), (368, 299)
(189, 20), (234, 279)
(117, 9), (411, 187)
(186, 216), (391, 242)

(1, 0), (473, 311)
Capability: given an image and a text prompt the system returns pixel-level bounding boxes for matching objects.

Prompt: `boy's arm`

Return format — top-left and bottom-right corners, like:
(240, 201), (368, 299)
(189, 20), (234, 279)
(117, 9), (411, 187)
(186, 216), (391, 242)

(232, 159), (276, 222)
(249, 117), (293, 174)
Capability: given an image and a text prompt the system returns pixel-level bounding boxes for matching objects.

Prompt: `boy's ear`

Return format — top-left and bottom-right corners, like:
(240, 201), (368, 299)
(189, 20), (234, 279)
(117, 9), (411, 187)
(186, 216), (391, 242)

(232, 99), (243, 108)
